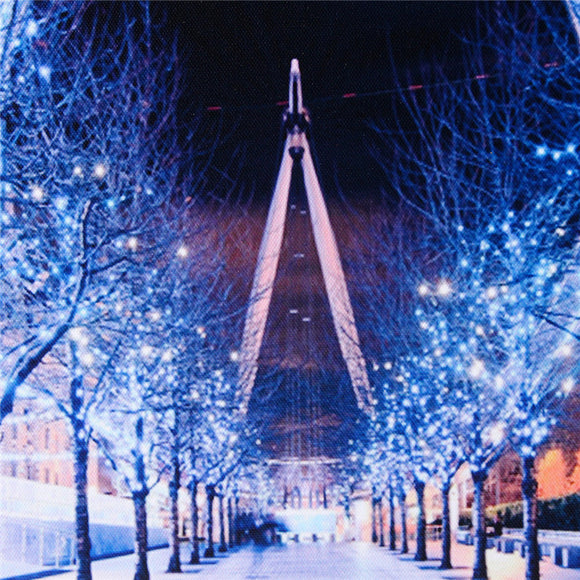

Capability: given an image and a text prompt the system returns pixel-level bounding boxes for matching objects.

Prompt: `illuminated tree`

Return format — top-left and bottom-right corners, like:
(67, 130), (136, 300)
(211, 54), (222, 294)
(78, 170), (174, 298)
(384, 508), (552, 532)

(425, 398), (463, 570)
(0, 4), (169, 580)
(414, 282), (508, 578)
(332, 438), (366, 539)
(0, 3), (211, 579)
(148, 213), (233, 572)
(185, 407), (214, 565)
(179, 293), (250, 563)
(382, 358), (443, 563)
(363, 4), (580, 579)
(93, 358), (168, 580)
(353, 207), (443, 561)
(362, 424), (388, 545)
(372, 5), (580, 579)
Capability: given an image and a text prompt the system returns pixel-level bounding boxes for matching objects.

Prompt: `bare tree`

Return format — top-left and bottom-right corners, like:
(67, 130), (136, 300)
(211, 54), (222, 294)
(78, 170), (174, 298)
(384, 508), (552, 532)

(0, 3), (214, 578)
(0, 1), (196, 423)
(366, 4), (580, 579)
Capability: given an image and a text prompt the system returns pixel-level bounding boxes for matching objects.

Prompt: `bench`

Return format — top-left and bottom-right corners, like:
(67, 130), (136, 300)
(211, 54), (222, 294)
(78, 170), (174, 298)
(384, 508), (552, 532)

(496, 529), (580, 568)
(455, 529), (494, 548)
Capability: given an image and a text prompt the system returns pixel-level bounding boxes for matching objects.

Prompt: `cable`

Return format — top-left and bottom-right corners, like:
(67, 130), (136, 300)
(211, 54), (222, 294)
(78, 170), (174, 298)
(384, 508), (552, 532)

(202, 61), (561, 114)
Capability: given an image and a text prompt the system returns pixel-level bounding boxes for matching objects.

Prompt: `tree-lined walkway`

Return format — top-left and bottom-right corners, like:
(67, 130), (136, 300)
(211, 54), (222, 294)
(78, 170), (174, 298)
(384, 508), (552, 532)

(49, 541), (580, 580)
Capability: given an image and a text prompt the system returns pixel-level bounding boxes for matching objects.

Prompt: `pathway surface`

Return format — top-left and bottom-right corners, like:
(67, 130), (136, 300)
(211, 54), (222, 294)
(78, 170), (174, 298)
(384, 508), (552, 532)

(46, 540), (580, 580)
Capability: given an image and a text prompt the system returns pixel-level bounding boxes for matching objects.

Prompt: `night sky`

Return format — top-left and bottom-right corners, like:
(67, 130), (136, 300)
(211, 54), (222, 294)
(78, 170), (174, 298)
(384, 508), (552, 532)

(157, 2), (486, 446)
(160, 2), (486, 204)
(167, 2), (479, 107)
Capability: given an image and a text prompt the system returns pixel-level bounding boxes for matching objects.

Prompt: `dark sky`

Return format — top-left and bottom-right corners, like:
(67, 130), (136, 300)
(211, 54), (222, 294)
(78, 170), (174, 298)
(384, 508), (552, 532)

(159, 2), (487, 203)
(167, 2), (482, 105)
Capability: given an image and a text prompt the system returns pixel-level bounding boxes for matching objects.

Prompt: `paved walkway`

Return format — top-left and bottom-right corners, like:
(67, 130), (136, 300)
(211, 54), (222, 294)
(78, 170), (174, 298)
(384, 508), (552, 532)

(45, 540), (580, 580)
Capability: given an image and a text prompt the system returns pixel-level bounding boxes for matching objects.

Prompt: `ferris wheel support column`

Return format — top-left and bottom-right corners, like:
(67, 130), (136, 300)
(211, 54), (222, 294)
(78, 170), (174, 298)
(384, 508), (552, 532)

(565, 0), (580, 46)
(237, 58), (373, 416)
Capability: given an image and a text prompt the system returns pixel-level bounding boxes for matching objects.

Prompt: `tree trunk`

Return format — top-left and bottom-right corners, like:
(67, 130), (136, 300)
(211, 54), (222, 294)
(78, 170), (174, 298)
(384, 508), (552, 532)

(234, 494), (240, 546)
(371, 496), (378, 543)
(133, 418), (149, 580)
(343, 495), (352, 540)
(133, 490), (149, 580)
(414, 478), (427, 561)
(399, 486), (408, 554)
(189, 479), (200, 564)
(73, 434), (92, 580)
(472, 469), (488, 580)
(440, 480), (452, 570)
(378, 496), (385, 547)
(228, 497), (234, 548)
(522, 455), (540, 580)
(204, 485), (215, 557)
(389, 484), (396, 551)
(166, 441), (181, 572)
(71, 375), (91, 580)
(218, 494), (227, 552)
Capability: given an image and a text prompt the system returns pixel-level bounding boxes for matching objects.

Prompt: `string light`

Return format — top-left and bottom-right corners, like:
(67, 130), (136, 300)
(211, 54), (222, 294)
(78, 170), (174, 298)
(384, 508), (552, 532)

(25, 21), (38, 37)
(93, 163), (107, 178)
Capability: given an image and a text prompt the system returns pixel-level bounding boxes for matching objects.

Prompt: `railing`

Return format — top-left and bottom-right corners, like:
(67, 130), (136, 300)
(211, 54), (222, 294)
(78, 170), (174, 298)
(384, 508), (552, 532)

(497, 528), (580, 568)
(503, 527), (580, 545)
(426, 524), (442, 541)
(0, 476), (168, 570)
(1, 516), (76, 567)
